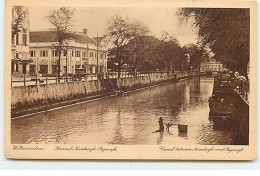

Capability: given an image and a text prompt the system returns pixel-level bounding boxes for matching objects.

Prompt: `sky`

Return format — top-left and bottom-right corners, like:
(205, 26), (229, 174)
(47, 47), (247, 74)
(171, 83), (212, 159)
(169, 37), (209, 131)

(28, 6), (198, 47)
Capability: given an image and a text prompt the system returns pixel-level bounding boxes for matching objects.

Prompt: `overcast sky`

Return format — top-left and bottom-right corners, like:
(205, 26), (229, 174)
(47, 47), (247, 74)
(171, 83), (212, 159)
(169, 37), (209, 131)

(28, 6), (198, 46)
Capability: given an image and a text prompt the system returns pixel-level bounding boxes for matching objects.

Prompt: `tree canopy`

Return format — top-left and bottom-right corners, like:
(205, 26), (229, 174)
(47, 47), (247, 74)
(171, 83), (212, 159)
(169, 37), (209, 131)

(107, 15), (187, 75)
(107, 15), (150, 77)
(183, 43), (210, 70)
(47, 7), (75, 44)
(46, 7), (75, 76)
(178, 8), (250, 76)
(12, 6), (28, 37)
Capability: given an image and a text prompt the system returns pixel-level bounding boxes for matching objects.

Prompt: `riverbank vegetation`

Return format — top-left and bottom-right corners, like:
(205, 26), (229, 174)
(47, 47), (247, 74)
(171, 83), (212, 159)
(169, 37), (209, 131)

(178, 8), (250, 76)
(107, 8), (250, 77)
(106, 15), (208, 76)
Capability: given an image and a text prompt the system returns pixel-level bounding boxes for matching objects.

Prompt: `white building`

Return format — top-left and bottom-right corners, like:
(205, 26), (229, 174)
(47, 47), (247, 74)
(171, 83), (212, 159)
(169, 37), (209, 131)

(29, 29), (108, 76)
(199, 60), (223, 73)
(11, 6), (31, 78)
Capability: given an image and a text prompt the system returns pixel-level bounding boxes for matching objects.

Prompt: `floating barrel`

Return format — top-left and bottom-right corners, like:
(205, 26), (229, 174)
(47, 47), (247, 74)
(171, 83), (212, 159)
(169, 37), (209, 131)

(178, 124), (188, 133)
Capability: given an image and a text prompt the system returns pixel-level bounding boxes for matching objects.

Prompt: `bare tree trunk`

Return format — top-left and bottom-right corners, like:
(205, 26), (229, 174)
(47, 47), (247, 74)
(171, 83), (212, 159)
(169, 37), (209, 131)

(117, 64), (121, 78)
(58, 51), (61, 80)
(133, 60), (138, 75)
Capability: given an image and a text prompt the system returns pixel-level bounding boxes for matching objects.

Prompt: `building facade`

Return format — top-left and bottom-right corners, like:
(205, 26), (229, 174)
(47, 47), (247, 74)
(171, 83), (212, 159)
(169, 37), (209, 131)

(199, 60), (224, 73)
(29, 29), (108, 76)
(11, 6), (31, 78)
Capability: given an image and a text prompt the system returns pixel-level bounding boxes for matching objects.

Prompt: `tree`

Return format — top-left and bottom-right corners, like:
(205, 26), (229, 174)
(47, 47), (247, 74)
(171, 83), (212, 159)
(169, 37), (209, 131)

(178, 8), (250, 76)
(107, 15), (132, 78)
(107, 15), (150, 77)
(165, 39), (186, 73)
(12, 6), (28, 37)
(183, 44), (209, 71)
(127, 36), (159, 73)
(127, 21), (150, 73)
(46, 7), (75, 77)
(150, 36), (185, 73)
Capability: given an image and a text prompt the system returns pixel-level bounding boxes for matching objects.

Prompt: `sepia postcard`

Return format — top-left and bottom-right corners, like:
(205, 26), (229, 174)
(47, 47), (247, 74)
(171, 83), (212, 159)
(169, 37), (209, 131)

(4, 0), (257, 160)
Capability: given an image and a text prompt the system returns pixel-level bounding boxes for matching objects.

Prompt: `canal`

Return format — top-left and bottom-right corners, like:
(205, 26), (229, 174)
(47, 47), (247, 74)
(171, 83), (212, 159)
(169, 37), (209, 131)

(11, 77), (236, 145)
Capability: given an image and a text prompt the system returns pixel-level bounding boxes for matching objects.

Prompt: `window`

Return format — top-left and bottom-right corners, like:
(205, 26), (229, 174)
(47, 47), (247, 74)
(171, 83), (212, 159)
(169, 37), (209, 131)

(22, 34), (27, 46)
(15, 52), (19, 58)
(95, 53), (97, 58)
(40, 50), (48, 57)
(40, 65), (48, 74)
(15, 63), (19, 72)
(16, 33), (19, 45)
(29, 65), (36, 75)
(90, 52), (93, 57)
(71, 50), (74, 57)
(52, 65), (58, 74)
(76, 51), (81, 57)
(30, 51), (35, 57)
(52, 50), (58, 57)
(82, 51), (87, 57)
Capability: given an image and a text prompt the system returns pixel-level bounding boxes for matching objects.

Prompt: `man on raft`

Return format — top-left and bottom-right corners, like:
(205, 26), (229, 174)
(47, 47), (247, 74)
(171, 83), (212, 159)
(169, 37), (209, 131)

(152, 117), (164, 133)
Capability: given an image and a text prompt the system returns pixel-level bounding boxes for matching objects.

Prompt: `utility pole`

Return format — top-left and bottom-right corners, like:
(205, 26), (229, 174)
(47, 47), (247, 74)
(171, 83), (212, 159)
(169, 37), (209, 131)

(65, 50), (68, 82)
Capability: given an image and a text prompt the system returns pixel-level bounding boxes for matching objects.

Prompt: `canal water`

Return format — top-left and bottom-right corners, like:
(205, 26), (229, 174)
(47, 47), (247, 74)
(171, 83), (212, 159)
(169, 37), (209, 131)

(11, 77), (235, 145)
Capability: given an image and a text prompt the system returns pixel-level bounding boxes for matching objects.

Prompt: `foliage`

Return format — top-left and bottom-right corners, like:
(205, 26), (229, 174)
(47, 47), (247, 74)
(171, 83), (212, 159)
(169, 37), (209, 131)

(107, 15), (201, 75)
(107, 15), (150, 77)
(151, 38), (186, 73)
(126, 36), (159, 73)
(178, 8), (250, 76)
(183, 43), (210, 70)
(12, 6), (28, 37)
(46, 7), (75, 76)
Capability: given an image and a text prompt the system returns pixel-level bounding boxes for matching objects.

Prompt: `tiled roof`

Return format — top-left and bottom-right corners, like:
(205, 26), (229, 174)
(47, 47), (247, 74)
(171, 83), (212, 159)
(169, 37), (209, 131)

(75, 33), (97, 45)
(30, 31), (97, 45)
(93, 37), (104, 44)
(30, 31), (56, 43)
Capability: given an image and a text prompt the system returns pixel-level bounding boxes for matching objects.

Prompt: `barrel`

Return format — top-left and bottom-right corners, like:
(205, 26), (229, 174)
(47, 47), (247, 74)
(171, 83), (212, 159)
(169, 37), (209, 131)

(178, 124), (188, 133)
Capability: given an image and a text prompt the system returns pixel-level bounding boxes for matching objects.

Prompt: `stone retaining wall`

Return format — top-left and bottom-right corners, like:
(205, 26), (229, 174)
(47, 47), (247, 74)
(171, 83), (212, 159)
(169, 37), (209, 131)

(11, 74), (175, 117)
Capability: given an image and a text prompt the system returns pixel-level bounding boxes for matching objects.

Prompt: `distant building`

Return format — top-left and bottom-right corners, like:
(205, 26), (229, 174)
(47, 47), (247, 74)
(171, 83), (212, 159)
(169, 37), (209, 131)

(199, 60), (223, 73)
(29, 29), (108, 76)
(11, 6), (31, 78)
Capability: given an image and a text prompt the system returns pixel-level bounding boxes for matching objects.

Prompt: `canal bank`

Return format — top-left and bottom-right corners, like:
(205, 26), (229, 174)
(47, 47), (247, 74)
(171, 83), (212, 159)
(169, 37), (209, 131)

(11, 73), (203, 118)
(208, 75), (249, 145)
(12, 77), (237, 145)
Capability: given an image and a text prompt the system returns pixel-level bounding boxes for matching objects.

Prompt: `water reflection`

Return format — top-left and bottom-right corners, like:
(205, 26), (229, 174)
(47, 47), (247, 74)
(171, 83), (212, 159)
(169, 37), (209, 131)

(11, 77), (236, 145)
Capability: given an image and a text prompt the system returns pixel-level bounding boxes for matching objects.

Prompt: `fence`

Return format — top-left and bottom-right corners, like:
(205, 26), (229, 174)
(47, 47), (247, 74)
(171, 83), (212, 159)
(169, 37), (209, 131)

(234, 78), (249, 104)
(11, 71), (174, 87)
